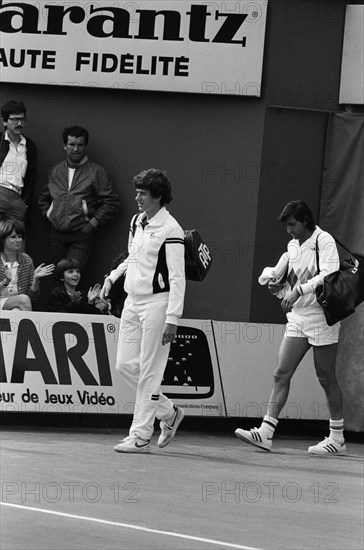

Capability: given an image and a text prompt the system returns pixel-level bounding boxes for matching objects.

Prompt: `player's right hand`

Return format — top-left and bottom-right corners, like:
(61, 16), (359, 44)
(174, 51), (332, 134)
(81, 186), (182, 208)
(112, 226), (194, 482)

(268, 280), (284, 295)
(100, 278), (112, 300)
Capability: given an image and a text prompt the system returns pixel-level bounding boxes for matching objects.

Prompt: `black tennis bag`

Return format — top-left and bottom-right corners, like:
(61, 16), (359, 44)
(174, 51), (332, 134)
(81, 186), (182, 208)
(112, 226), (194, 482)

(315, 238), (364, 326)
(132, 215), (212, 282)
(184, 229), (213, 281)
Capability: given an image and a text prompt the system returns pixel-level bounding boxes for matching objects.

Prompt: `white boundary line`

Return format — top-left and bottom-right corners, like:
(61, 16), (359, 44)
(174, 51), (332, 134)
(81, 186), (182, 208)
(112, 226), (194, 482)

(1, 501), (262, 550)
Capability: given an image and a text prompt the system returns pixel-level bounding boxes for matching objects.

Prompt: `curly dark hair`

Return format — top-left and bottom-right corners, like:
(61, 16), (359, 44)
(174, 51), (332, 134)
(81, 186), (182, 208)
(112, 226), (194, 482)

(133, 169), (172, 206)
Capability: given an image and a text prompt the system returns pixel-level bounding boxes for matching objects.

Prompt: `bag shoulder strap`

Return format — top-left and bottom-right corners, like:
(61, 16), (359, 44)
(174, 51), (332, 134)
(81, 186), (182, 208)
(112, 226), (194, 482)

(315, 233), (321, 273)
(330, 235), (355, 257)
(315, 231), (358, 274)
(319, 230), (357, 260)
(130, 213), (140, 237)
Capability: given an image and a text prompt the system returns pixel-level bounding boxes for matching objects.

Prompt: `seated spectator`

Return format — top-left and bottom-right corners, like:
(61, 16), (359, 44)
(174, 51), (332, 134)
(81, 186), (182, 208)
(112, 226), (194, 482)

(47, 258), (108, 314)
(0, 219), (54, 311)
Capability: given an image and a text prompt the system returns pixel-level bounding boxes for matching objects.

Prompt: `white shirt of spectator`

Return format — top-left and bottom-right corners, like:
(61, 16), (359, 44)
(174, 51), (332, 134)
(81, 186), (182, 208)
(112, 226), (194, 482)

(68, 167), (76, 189)
(0, 132), (27, 191)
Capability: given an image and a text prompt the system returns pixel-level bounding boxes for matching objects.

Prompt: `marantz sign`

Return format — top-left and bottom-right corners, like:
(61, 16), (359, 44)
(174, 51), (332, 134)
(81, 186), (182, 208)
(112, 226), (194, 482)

(0, 0), (268, 95)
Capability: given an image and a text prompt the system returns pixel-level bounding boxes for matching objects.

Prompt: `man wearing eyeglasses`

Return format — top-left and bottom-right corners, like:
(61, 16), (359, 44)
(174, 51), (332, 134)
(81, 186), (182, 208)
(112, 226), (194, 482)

(0, 100), (37, 224)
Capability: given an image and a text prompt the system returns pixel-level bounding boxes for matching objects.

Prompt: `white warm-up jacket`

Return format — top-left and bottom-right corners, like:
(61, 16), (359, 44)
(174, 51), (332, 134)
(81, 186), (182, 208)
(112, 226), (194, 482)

(108, 207), (186, 325)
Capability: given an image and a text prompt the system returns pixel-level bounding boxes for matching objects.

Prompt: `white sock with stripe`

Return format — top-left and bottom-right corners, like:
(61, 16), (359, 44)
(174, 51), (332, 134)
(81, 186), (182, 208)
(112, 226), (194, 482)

(260, 415), (278, 437)
(329, 418), (344, 442)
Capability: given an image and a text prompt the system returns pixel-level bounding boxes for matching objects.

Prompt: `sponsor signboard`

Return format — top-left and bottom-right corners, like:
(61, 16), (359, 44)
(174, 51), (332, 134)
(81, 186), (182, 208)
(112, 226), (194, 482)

(0, 0), (268, 96)
(212, 321), (329, 420)
(0, 312), (329, 419)
(0, 311), (225, 417)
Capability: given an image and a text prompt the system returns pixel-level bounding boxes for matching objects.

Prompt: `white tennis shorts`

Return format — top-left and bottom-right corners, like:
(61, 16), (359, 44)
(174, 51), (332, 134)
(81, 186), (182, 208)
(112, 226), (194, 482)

(285, 310), (340, 346)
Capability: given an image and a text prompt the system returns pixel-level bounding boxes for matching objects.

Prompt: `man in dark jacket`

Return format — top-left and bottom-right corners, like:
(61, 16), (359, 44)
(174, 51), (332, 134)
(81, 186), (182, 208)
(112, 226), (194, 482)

(38, 126), (120, 271)
(0, 100), (37, 224)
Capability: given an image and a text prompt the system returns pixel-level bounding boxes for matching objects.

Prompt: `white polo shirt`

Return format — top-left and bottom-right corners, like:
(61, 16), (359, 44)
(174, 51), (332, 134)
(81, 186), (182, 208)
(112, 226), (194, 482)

(0, 131), (27, 192)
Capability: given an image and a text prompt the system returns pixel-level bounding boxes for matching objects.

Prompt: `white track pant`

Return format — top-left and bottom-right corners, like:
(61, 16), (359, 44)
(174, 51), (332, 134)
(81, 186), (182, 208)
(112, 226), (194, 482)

(115, 296), (175, 440)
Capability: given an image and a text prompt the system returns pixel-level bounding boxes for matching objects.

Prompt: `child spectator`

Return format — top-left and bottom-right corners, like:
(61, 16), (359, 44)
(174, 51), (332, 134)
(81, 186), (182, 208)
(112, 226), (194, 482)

(47, 257), (108, 314)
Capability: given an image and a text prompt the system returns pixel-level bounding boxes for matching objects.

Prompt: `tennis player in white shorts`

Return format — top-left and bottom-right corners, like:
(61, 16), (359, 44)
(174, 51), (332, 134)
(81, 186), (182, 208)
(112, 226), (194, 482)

(235, 200), (346, 456)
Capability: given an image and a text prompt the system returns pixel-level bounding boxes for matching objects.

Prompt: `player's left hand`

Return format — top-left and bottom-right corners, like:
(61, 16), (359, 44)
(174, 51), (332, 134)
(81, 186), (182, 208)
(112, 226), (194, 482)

(162, 323), (177, 345)
(281, 289), (300, 313)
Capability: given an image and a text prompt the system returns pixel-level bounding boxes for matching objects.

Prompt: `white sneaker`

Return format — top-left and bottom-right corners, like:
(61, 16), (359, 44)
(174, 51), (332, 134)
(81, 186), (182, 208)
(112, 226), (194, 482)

(235, 427), (272, 451)
(114, 435), (151, 453)
(308, 437), (346, 456)
(157, 406), (185, 448)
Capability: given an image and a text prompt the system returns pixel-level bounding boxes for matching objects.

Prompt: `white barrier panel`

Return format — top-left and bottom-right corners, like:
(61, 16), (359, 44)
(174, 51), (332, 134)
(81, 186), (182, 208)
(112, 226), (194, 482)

(0, 311), (225, 417)
(211, 321), (329, 421)
(339, 5), (364, 104)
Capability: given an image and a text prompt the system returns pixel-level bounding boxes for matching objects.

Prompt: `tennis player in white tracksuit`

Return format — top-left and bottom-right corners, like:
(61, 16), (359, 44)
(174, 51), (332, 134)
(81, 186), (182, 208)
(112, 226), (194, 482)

(101, 169), (186, 453)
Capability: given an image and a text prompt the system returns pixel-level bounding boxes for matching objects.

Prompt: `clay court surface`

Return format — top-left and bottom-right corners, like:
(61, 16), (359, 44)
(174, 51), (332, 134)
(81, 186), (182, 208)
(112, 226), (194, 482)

(0, 426), (363, 550)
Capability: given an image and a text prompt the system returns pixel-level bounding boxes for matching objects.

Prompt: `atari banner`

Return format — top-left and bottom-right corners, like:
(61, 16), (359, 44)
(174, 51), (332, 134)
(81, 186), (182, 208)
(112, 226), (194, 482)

(0, 311), (225, 416)
(0, 0), (268, 96)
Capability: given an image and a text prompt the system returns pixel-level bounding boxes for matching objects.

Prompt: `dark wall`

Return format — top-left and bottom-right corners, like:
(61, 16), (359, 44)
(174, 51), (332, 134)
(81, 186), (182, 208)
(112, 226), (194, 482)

(1, 83), (264, 319)
(250, 107), (331, 323)
(1, 0), (350, 322)
(250, 0), (348, 323)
